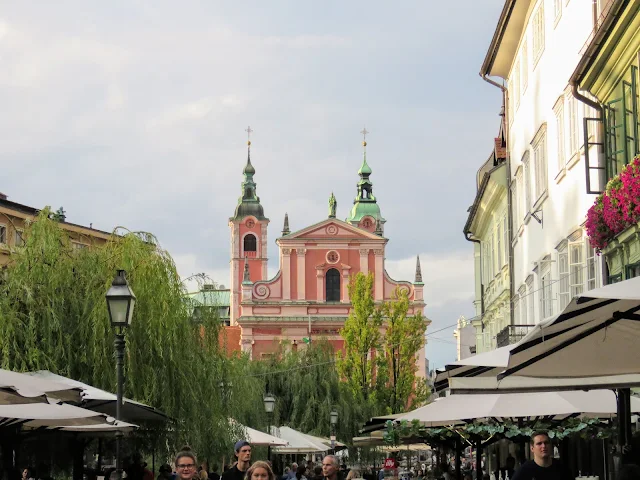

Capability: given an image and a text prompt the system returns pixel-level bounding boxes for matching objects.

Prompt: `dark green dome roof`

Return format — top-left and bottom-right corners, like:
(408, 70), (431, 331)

(234, 202), (265, 220)
(244, 159), (256, 175)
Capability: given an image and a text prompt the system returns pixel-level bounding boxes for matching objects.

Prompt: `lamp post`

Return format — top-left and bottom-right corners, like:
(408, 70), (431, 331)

(106, 270), (136, 480)
(263, 394), (276, 461)
(330, 410), (338, 452)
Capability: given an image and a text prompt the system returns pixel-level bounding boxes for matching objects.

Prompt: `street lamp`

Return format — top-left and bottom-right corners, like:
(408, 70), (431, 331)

(106, 270), (136, 480)
(264, 394), (276, 461)
(330, 410), (338, 451)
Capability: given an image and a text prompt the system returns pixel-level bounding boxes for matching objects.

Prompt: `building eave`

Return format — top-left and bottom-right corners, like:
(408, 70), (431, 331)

(463, 163), (507, 238)
(570, 0), (634, 92)
(481, 0), (533, 79)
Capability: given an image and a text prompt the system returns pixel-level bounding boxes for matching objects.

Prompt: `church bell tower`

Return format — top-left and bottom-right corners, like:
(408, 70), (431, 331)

(229, 127), (269, 325)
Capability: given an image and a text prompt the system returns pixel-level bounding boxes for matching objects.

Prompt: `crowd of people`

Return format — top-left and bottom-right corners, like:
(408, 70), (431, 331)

(12, 431), (640, 480)
(170, 442), (346, 480)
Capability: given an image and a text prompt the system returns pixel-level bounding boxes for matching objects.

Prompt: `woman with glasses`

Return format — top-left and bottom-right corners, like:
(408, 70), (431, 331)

(175, 448), (198, 480)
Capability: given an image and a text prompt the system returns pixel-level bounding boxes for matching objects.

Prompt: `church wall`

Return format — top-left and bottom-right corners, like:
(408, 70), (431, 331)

(290, 252), (298, 299)
(252, 338), (281, 359)
(368, 249), (375, 274)
(304, 245), (318, 301)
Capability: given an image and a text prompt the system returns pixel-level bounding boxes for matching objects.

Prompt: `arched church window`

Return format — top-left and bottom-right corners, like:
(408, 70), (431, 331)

(244, 234), (257, 252)
(326, 268), (341, 302)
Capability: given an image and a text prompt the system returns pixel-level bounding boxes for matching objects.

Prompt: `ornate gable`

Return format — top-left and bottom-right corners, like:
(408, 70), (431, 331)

(280, 218), (383, 242)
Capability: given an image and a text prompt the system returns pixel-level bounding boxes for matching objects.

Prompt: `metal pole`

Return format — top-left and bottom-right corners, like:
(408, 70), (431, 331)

(267, 412), (272, 464)
(475, 440), (482, 480)
(115, 332), (126, 480)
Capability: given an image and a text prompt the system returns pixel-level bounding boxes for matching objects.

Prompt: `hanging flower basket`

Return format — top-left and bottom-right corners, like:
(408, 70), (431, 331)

(586, 156), (640, 251)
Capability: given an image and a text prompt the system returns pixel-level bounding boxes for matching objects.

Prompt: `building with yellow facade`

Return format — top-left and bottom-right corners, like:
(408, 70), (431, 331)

(0, 193), (111, 267)
(571, 0), (640, 282)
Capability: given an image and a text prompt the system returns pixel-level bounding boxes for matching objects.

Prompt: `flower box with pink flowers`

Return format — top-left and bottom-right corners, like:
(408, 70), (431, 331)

(585, 156), (640, 279)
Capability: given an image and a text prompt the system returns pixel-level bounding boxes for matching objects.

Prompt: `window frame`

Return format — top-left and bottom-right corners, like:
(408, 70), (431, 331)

(532, 125), (548, 202)
(522, 39), (529, 93)
(586, 238), (598, 291)
(557, 241), (570, 310)
(554, 98), (566, 172)
(539, 259), (554, 319)
(532, 2), (546, 65)
(567, 93), (579, 158)
(0, 224), (6, 245)
(526, 276), (535, 325)
(243, 233), (258, 253)
(325, 268), (341, 302)
(569, 240), (585, 298)
(14, 229), (25, 247)
(523, 152), (532, 216)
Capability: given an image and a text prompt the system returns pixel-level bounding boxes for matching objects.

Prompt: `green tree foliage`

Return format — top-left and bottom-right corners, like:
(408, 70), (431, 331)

(338, 273), (382, 401)
(248, 340), (369, 442)
(377, 288), (428, 414)
(0, 209), (249, 460)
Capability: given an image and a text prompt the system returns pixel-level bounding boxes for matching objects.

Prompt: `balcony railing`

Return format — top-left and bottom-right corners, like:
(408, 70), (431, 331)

(496, 324), (534, 348)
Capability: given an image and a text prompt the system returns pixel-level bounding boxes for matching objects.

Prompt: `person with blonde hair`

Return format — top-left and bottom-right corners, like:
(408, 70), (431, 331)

(245, 462), (275, 480)
(345, 470), (361, 480)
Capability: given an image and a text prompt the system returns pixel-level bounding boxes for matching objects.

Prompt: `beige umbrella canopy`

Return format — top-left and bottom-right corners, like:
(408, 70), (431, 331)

(0, 402), (115, 428)
(501, 277), (640, 380)
(0, 369), (82, 404)
(396, 390), (640, 426)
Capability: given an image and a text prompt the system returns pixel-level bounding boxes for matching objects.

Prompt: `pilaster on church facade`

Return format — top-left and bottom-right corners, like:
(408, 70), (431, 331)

(227, 133), (430, 374)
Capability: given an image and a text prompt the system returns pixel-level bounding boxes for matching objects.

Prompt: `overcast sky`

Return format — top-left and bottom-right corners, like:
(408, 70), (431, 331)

(1, 1), (504, 369)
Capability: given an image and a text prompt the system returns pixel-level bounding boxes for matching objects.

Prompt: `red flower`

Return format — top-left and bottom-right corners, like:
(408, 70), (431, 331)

(586, 155), (640, 252)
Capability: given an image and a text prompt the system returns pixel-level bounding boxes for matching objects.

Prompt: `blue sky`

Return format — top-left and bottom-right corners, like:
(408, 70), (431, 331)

(1, 0), (505, 369)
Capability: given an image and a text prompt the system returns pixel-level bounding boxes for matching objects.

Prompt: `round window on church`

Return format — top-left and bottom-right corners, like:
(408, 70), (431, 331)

(326, 250), (340, 264)
(246, 219), (255, 228)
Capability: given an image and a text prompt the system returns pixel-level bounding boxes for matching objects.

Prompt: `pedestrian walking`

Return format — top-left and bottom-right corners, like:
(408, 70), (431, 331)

(295, 466), (307, 480)
(321, 456), (340, 480)
(511, 432), (572, 480)
(221, 441), (252, 480)
(287, 465), (298, 480)
(245, 462), (275, 480)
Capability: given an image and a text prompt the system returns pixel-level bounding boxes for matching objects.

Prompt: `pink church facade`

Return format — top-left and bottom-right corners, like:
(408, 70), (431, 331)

(228, 139), (429, 374)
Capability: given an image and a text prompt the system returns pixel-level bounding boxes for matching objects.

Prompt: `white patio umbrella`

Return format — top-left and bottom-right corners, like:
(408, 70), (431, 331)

(27, 371), (168, 422)
(490, 277), (640, 460)
(271, 426), (330, 453)
(0, 402), (114, 428)
(396, 389), (640, 426)
(434, 341), (640, 394)
(500, 277), (640, 380)
(51, 419), (138, 433)
(0, 369), (82, 404)
(229, 419), (287, 446)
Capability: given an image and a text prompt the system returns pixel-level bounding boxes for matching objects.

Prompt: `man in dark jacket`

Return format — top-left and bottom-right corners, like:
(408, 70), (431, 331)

(512, 432), (572, 480)
(221, 441), (252, 480)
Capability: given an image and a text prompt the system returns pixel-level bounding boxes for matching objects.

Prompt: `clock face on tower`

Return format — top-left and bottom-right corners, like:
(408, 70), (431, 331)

(246, 219), (255, 228)
(361, 217), (374, 230)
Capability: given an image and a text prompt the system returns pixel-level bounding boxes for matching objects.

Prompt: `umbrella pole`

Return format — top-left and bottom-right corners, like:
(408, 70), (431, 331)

(615, 388), (632, 464)
(455, 437), (462, 480)
(475, 440), (482, 480)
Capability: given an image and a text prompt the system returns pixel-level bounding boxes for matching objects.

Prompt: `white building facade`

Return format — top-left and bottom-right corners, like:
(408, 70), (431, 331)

(475, 0), (611, 348)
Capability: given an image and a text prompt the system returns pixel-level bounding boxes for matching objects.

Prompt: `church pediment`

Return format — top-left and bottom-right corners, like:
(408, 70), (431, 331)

(281, 218), (382, 241)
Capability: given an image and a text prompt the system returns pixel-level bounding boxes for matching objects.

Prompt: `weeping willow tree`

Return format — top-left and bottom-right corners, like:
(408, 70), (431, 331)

(247, 340), (372, 443)
(0, 209), (238, 461)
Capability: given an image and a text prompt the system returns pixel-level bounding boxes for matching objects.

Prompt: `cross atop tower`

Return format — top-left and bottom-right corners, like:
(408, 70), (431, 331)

(360, 127), (369, 147)
(245, 126), (253, 145)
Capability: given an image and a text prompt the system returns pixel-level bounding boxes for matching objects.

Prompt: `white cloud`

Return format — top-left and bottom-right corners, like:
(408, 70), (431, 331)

(173, 253), (231, 293)
(385, 250), (475, 309)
